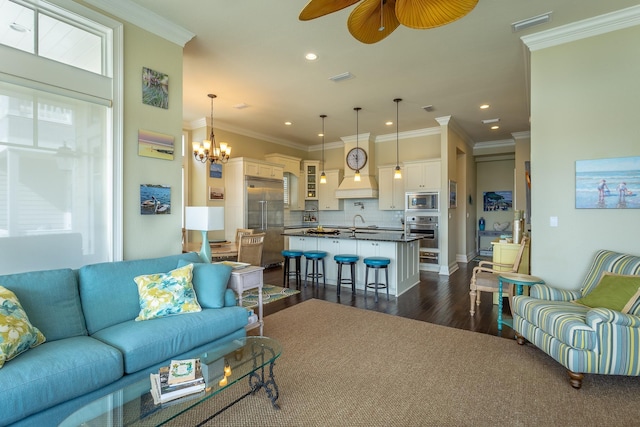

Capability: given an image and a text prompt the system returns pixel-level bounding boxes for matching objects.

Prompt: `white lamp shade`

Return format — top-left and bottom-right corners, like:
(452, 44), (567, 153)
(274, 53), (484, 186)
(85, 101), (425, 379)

(185, 207), (224, 231)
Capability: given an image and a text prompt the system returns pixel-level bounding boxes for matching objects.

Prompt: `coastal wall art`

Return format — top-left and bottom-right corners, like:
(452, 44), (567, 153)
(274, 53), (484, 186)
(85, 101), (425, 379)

(576, 156), (639, 209)
(142, 67), (168, 109)
(138, 129), (175, 160)
(483, 191), (512, 211)
(140, 184), (171, 215)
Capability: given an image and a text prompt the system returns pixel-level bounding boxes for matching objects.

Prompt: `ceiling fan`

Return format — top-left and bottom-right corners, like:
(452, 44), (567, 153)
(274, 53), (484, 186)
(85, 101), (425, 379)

(299, 0), (479, 44)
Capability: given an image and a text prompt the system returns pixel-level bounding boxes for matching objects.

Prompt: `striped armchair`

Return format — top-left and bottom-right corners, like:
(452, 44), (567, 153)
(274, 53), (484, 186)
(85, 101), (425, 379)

(512, 250), (640, 389)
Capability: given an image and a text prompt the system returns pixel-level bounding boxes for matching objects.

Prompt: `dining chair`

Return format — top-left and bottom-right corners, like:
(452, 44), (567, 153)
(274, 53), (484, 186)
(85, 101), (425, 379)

(237, 233), (265, 266)
(235, 228), (254, 244)
(469, 236), (529, 315)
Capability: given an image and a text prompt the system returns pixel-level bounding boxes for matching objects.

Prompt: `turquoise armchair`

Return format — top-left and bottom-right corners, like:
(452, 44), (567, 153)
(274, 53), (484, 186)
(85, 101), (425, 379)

(512, 250), (640, 389)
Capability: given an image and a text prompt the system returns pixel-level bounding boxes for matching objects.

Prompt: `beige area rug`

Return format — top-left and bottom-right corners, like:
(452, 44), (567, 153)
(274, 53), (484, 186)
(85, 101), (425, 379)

(168, 299), (640, 426)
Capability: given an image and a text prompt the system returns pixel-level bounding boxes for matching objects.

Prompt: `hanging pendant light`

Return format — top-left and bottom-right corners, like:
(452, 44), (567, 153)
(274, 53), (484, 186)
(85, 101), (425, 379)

(393, 98), (402, 179)
(320, 114), (327, 184)
(354, 107), (361, 182)
(192, 94), (231, 164)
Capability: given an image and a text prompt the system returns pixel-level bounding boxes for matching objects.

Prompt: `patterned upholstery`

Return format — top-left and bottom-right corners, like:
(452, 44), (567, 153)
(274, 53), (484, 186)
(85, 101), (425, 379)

(513, 250), (640, 388)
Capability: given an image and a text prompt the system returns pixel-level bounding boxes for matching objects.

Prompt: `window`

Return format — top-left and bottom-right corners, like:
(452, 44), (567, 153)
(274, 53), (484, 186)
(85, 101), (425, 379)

(283, 174), (289, 207)
(0, 0), (120, 275)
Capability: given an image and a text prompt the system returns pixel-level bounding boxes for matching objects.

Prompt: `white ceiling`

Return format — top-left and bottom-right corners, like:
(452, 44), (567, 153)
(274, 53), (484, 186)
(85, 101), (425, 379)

(126, 0), (638, 150)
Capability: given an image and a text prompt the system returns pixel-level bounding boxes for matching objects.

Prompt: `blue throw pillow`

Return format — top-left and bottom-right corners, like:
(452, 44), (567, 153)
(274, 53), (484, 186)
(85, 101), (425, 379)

(177, 260), (232, 309)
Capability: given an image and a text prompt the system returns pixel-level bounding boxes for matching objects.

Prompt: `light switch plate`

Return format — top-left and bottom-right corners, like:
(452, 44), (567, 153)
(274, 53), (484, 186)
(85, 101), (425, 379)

(550, 216), (558, 227)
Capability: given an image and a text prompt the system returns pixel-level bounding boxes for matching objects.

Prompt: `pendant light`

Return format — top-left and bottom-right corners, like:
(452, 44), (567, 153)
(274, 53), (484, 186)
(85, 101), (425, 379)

(393, 98), (402, 179)
(354, 107), (361, 182)
(192, 94), (231, 164)
(320, 114), (327, 184)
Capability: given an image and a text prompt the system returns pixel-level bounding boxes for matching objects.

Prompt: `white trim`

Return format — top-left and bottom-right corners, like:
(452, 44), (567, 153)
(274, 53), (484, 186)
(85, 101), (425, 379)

(375, 127), (440, 143)
(82, 0), (195, 47)
(111, 22), (124, 261)
(522, 5), (640, 51)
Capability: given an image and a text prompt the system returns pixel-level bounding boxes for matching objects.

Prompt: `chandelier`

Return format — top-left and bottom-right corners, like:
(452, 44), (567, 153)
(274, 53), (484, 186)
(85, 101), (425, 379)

(193, 94), (231, 164)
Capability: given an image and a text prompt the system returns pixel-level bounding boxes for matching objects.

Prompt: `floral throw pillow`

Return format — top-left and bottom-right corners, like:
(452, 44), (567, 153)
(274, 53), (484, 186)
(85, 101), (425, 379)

(134, 264), (202, 321)
(0, 285), (46, 368)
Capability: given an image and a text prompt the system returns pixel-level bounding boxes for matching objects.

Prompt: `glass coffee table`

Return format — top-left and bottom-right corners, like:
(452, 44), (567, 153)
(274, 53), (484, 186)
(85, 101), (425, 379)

(60, 336), (281, 426)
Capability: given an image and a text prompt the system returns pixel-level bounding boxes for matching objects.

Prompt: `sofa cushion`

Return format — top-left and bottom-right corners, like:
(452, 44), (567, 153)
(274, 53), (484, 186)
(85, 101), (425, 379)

(78, 252), (202, 334)
(0, 268), (87, 341)
(574, 272), (640, 312)
(177, 260), (232, 309)
(134, 263), (201, 321)
(513, 297), (596, 350)
(91, 306), (248, 374)
(0, 336), (123, 426)
(0, 286), (46, 368)
(579, 250), (640, 296)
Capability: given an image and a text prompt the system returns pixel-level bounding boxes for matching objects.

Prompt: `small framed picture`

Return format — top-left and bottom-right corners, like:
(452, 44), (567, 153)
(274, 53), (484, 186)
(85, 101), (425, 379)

(209, 187), (224, 200)
(449, 180), (457, 208)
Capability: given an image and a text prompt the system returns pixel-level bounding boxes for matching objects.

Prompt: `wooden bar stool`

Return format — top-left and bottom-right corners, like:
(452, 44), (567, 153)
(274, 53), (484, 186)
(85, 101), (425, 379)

(334, 254), (359, 297)
(363, 257), (390, 303)
(281, 249), (303, 289)
(303, 250), (327, 289)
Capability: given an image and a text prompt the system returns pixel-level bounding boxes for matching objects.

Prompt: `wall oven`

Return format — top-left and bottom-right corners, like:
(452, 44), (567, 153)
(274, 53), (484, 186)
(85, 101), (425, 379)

(406, 192), (439, 212)
(405, 215), (439, 265)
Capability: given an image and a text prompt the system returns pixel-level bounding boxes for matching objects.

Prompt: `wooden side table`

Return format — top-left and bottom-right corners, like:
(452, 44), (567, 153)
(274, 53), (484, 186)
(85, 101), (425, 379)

(227, 265), (264, 336)
(497, 272), (544, 331)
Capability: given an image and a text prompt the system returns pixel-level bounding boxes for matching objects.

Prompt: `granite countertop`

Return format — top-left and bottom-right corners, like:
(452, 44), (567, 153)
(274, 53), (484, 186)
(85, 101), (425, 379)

(284, 229), (422, 243)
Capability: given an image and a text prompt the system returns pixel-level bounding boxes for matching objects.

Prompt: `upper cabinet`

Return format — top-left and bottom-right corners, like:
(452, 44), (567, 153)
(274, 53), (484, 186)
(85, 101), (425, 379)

(378, 165), (404, 210)
(404, 159), (440, 192)
(244, 160), (284, 180)
(318, 169), (344, 211)
(303, 160), (320, 200)
(264, 154), (301, 177)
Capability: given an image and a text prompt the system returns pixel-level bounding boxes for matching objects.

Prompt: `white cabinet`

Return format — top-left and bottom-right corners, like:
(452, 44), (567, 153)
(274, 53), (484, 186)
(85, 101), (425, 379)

(303, 160), (320, 200)
(288, 236), (318, 253)
(356, 240), (398, 295)
(288, 174), (306, 211)
(245, 161), (284, 180)
(318, 169), (343, 211)
(404, 159), (440, 191)
(317, 238), (357, 284)
(378, 165), (404, 210)
(264, 154), (301, 177)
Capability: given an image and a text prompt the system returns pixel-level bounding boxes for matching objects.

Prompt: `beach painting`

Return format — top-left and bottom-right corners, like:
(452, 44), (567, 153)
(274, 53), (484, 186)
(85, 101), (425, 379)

(140, 184), (171, 215)
(138, 129), (174, 160)
(142, 67), (168, 109)
(576, 156), (640, 209)
(483, 191), (512, 211)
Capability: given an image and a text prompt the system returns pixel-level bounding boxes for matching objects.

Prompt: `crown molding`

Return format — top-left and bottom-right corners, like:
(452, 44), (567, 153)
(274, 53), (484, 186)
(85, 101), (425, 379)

(82, 0), (195, 46)
(512, 131), (531, 140)
(375, 127), (441, 143)
(522, 5), (640, 51)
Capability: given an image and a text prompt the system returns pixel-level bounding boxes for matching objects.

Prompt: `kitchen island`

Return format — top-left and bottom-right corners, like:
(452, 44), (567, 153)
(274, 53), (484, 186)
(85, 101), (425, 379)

(285, 230), (421, 297)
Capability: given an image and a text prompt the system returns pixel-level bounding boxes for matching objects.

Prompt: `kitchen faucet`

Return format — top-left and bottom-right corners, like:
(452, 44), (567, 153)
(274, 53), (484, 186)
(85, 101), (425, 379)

(349, 214), (365, 236)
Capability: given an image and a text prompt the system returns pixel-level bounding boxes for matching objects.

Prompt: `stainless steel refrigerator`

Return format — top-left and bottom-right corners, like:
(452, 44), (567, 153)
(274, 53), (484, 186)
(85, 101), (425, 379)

(245, 177), (284, 267)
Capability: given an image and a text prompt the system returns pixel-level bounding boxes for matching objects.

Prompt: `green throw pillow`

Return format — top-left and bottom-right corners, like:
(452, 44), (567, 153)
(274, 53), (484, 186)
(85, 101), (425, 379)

(0, 285), (46, 368)
(134, 264), (202, 321)
(573, 272), (640, 312)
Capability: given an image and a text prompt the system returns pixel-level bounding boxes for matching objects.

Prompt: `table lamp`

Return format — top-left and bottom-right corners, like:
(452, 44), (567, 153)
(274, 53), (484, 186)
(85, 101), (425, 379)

(185, 206), (225, 263)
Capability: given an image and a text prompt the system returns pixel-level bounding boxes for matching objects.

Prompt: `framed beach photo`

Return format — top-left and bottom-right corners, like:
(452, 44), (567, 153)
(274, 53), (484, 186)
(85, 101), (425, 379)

(576, 156), (639, 209)
(449, 180), (457, 208)
(138, 129), (174, 160)
(140, 184), (171, 215)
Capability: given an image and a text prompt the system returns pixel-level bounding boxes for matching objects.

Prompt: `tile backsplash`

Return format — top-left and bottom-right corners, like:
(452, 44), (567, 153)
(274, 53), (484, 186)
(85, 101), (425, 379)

(284, 199), (404, 229)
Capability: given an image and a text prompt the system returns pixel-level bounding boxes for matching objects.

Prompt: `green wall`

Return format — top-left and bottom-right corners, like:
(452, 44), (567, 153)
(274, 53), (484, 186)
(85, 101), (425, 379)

(530, 25), (640, 287)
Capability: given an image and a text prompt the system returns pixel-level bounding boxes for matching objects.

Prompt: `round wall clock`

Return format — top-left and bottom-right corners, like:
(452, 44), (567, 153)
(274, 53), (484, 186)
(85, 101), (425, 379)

(346, 147), (367, 171)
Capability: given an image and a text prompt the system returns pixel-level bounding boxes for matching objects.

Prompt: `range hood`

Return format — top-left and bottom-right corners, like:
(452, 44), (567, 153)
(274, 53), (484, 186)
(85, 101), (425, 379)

(335, 132), (378, 199)
(335, 175), (378, 199)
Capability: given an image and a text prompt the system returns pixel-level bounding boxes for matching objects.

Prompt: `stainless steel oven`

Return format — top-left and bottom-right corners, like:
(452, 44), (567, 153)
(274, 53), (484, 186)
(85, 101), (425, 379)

(406, 192), (439, 212)
(405, 214), (439, 264)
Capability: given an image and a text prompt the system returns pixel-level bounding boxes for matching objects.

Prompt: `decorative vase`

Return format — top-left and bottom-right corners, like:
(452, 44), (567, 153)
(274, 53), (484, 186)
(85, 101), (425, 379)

(479, 217), (485, 231)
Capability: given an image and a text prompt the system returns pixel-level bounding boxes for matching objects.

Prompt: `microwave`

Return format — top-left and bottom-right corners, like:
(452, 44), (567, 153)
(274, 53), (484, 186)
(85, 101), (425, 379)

(406, 192), (439, 212)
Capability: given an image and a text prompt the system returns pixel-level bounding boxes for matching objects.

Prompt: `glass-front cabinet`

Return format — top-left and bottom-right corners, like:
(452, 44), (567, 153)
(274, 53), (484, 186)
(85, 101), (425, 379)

(304, 160), (320, 200)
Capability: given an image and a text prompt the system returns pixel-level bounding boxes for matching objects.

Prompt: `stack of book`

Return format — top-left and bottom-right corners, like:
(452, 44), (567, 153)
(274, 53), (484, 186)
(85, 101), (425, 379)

(150, 358), (205, 405)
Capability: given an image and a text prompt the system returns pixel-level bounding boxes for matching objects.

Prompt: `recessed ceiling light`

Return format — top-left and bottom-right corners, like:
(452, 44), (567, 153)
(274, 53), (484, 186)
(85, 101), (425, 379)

(318, 133), (324, 137)
(284, 121), (292, 126)
(305, 53), (318, 61)
(491, 125), (500, 130)
(480, 104), (490, 109)
(385, 121), (393, 126)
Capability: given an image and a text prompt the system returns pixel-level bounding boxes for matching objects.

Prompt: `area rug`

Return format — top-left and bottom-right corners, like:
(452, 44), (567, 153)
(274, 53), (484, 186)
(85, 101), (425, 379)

(169, 299), (640, 426)
(236, 285), (299, 309)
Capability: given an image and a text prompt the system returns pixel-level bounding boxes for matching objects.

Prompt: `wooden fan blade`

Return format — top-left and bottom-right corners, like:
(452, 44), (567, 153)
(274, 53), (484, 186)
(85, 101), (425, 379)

(299, 0), (362, 21)
(396, 0), (478, 29)
(348, 0), (400, 44)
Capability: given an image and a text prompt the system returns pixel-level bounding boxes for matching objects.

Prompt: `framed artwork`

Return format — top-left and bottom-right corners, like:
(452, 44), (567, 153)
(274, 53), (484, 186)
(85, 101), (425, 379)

(576, 156), (639, 209)
(209, 187), (224, 200)
(138, 129), (174, 160)
(209, 163), (222, 179)
(449, 180), (457, 208)
(142, 67), (168, 109)
(140, 184), (171, 215)
(483, 191), (512, 211)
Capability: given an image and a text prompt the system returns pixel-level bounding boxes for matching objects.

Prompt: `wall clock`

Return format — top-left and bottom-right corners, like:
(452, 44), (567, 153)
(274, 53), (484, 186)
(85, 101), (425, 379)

(346, 147), (367, 171)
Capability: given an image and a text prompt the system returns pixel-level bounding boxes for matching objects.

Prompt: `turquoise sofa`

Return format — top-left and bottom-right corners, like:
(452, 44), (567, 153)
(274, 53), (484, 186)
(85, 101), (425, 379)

(0, 252), (248, 426)
(513, 250), (640, 389)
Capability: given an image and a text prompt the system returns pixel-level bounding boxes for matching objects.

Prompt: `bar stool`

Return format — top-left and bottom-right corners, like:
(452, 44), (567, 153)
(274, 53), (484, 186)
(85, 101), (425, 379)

(303, 250), (327, 289)
(363, 257), (390, 303)
(281, 249), (303, 289)
(334, 254), (359, 297)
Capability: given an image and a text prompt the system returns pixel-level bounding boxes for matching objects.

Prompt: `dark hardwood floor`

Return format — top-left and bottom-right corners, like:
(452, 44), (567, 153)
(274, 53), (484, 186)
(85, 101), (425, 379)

(260, 260), (516, 340)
